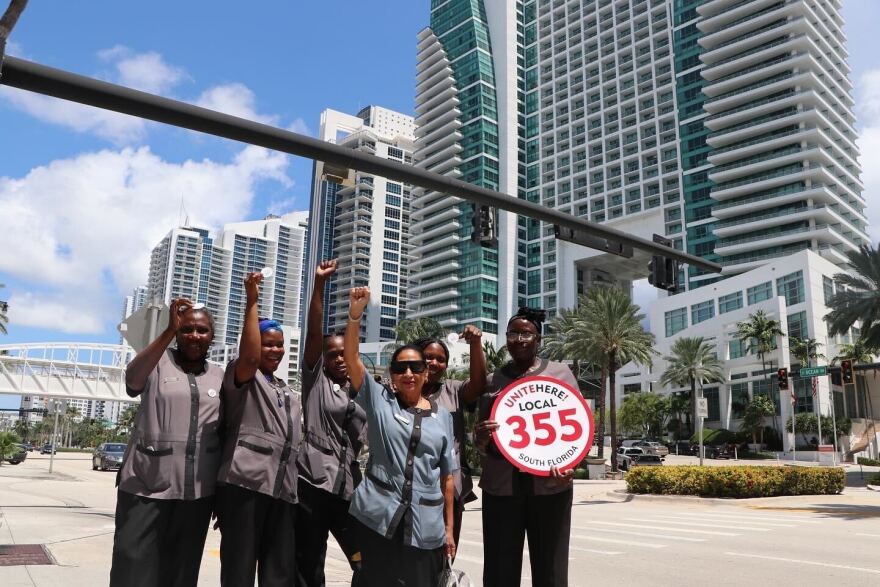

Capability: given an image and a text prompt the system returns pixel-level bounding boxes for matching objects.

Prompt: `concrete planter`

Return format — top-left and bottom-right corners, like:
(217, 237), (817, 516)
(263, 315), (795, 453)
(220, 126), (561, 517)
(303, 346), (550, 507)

(585, 457), (607, 480)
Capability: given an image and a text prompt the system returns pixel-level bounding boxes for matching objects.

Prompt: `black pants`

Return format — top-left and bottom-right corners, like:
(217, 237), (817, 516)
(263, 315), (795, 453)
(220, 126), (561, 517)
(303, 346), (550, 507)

(295, 479), (361, 587)
(356, 518), (444, 586)
(110, 490), (213, 587)
(217, 484), (297, 587)
(482, 487), (573, 587)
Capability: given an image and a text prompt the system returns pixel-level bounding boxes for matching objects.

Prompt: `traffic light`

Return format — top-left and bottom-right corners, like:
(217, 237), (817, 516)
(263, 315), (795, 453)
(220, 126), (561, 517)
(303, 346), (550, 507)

(471, 205), (497, 247)
(777, 368), (789, 390)
(647, 234), (679, 293)
(841, 359), (854, 385)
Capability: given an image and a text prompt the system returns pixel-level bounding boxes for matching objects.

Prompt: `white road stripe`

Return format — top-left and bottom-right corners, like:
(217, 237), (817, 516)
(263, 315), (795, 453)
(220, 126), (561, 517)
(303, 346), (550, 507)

(673, 513), (797, 527)
(572, 524), (706, 542)
(570, 545), (624, 556)
(634, 516), (772, 531)
(725, 552), (880, 575)
(688, 511), (821, 523)
(856, 533), (880, 538)
(571, 532), (667, 548)
(592, 520), (739, 536)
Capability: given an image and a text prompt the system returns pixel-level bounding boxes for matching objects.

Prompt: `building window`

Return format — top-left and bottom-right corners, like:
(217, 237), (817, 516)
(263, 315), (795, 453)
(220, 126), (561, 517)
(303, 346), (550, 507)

(703, 387), (720, 421)
(823, 275), (834, 306)
(665, 307), (687, 337)
(623, 383), (642, 395)
(752, 379), (781, 415)
(787, 310), (808, 341)
(776, 271), (804, 306)
(386, 182), (402, 194)
(729, 338), (749, 359)
(747, 281), (773, 305)
(730, 383), (750, 419)
(691, 300), (715, 325)
(718, 291), (743, 314)
(387, 195), (402, 207)
(793, 377), (814, 414)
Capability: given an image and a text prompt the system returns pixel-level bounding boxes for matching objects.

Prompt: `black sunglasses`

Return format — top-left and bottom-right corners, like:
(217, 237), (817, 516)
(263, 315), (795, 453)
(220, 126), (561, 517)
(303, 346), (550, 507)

(389, 360), (428, 375)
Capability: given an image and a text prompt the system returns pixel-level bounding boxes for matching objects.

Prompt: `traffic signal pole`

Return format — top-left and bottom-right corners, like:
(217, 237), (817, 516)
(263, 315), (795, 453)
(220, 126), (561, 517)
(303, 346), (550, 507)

(0, 55), (723, 273)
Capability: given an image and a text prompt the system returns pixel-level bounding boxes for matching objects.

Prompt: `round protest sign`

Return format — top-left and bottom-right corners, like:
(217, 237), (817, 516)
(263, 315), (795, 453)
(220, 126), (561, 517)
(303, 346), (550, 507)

(490, 375), (594, 476)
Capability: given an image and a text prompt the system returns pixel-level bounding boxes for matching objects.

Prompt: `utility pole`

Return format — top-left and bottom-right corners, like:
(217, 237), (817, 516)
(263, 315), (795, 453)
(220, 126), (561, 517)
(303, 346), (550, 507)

(48, 400), (60, 474)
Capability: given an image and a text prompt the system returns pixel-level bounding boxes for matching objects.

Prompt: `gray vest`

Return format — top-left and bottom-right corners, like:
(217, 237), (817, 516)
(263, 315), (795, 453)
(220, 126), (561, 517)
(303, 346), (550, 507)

(118, 350), (224, 500)
(217, 359), (302, 504)
(296, 358), (367, 500)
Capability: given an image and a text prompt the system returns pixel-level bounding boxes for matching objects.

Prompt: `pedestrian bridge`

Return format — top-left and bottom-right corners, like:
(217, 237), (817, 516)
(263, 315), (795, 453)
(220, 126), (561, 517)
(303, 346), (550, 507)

(0, 342), (135, 402)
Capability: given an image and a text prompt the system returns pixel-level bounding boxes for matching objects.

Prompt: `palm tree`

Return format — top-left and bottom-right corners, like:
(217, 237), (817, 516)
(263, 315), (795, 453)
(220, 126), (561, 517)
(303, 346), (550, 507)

(659, 337), (724, 438)
(736, 310), (785, 433)
(482, 340), (509, 371)
(667, 391), (691, 440)
(825, 244), (880, 348)
(392, 317), (446, 344)
(544, 300), (608, 457)
(832, 337), (877, 366)
(579, 287), (655, 471)
(0, 283), (8, 335)
(13, 418), (31, 443)
(0, 432), (21, 466)
(790, 338), (825, 369)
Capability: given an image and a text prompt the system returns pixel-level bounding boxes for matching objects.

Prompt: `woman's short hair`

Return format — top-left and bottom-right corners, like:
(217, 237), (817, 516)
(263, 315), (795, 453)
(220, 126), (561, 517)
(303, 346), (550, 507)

(390, 344), (426, 364)
(413, 337), (450, 362)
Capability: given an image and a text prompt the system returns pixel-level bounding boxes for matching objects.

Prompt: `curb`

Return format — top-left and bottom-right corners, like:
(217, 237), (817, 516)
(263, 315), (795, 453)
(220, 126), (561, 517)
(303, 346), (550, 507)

(605, 488), (861, 506)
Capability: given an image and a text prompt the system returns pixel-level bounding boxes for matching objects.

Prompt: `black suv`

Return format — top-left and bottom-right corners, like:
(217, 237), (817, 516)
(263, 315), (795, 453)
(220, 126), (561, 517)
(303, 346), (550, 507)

(92, 443), (127, 471)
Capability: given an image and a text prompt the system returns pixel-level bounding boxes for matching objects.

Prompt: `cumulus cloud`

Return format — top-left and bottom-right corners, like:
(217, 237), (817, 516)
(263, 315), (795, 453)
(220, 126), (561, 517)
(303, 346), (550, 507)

(856, 69), (880, 244)
(194, 83), (279, 124)
(0, 146), (292, 333)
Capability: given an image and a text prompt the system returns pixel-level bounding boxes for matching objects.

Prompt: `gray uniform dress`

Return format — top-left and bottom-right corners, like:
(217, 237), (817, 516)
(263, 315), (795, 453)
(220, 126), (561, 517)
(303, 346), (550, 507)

(110, 350), (223, 587)
(478, 358), (580, 587)
(426, 379), (474, 504)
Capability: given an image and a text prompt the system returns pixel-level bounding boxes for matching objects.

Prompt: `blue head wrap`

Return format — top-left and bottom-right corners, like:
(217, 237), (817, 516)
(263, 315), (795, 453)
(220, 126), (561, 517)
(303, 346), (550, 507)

(258, 318), (283, 333)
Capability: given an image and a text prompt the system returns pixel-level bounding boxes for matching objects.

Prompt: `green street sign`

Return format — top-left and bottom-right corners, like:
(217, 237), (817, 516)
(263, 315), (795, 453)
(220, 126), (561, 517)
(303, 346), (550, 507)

(799, 366), (827, 378)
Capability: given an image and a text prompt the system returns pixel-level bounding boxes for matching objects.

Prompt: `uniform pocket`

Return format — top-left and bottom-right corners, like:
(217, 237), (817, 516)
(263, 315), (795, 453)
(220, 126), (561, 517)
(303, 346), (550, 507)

(299, 445), (328, 484)
(131, 442), (174, 493)
(227, 434), (281, 493)
(413, 492), (446, 546)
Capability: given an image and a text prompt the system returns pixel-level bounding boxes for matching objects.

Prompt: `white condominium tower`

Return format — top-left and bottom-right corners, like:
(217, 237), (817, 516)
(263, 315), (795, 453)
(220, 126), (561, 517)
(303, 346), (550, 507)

(146, 213), (309, 347)
(409, 0), (864, 325)
(305, 106), (416, 342)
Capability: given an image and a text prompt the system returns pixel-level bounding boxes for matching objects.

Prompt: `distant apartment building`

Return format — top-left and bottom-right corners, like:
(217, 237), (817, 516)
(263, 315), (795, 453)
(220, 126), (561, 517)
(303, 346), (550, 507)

(305, 106), (416, 342)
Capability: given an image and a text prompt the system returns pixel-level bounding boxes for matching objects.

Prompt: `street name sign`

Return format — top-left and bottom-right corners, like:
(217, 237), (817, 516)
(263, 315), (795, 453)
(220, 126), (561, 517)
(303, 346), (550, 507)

(491, 376), (594, 476)
(799, 366), (827, 378)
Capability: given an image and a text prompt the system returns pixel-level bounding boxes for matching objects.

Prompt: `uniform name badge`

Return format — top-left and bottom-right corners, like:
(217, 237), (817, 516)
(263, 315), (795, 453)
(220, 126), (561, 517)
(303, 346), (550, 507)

(490, 375), (594, 476)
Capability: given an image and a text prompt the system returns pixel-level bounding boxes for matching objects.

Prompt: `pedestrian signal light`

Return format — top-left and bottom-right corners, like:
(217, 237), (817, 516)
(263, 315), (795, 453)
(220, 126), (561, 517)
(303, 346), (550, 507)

(841, 359), (854, 384)
(777, 368), (789, 390)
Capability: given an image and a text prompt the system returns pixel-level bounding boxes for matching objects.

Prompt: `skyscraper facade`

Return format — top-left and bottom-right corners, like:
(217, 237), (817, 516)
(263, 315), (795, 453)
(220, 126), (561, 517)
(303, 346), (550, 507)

(305, 106), (416, 341)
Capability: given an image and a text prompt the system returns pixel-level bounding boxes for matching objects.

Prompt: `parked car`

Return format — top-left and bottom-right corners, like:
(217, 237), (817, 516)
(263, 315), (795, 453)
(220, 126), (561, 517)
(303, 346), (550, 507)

(617, 446), (664, 471)
(633, 440), (669, 457)
(6, 444), (28, 465)
(690, 443), (732, 459)
(40, 443), (56, 455)
(92, 443), (127, 471)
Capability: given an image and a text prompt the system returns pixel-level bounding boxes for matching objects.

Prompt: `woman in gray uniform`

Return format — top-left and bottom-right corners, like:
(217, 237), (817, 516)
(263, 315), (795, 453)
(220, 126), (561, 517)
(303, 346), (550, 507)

(110, 299), (223, 587)
(296, 259), (366, 586)
(414, 326), (487, 549)
(343, 286), (456, 586)
(216, 272), (301, 586)
(475, 307), (578, 587)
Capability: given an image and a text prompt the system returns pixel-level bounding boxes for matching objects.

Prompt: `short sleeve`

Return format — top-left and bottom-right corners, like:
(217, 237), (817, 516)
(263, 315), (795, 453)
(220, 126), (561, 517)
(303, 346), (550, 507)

(301, 356), (323, 403)
(439, 410), (458, 475)
(126, 366), (156, 398)
(354, 373), (380, 412)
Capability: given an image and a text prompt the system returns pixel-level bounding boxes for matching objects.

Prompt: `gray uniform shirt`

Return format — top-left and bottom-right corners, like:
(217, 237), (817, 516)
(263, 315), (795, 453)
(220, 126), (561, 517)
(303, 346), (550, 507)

(349, 376), (457, 550)
(297, 358), (367, 500)
(217, 359), (302, 504)
(118, 350), (224, 500)
(477, 359), (579, 497)
(426, 379), (475, 504)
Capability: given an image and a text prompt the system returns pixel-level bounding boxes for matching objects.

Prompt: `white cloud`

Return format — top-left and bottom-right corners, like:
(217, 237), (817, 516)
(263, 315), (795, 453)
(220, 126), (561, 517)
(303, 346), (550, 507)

(99, 45), (189, 94)
(287, 117), (312, 136)
(0, 146), (292, 334)
(856, 69), (880, 244)
(194, 83), (278, 124)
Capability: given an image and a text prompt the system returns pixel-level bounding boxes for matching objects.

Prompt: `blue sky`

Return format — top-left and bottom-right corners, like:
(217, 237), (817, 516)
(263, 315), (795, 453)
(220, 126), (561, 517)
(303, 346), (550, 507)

(1, 1), (879, 410)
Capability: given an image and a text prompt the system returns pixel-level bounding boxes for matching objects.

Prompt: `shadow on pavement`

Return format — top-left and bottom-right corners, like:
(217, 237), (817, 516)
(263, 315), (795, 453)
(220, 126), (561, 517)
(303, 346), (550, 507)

(752, 503), (880, 520)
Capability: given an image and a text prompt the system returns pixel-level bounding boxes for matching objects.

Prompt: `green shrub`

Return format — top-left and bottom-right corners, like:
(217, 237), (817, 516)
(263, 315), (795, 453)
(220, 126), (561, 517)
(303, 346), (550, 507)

(869, 473), (880, 485)
(689, 428), (735, 446)
(625, 465), (845, 498)
(857, 457), (880, 467)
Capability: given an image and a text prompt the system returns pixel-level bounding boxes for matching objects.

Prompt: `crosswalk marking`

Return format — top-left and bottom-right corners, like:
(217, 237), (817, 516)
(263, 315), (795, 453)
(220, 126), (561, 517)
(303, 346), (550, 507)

(592, 520), (740, 536)
(633, 516), (773, 531)
(573, 524), (706, 542)
(571, 532), (667, 548)
(683, 510), (821, 524)
(856, 533), (880, 538)
(725, 552), (880, 575)
(673, 512), (797, 527)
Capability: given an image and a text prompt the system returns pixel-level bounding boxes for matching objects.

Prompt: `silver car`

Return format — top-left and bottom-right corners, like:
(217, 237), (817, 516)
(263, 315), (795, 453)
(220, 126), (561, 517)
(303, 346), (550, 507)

(634, 440), (669, 457)
(617, 446), (664, 471)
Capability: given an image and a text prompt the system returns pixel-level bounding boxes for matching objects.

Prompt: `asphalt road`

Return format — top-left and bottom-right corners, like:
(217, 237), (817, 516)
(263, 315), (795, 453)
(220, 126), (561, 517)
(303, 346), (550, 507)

(1, 453), (879, 586)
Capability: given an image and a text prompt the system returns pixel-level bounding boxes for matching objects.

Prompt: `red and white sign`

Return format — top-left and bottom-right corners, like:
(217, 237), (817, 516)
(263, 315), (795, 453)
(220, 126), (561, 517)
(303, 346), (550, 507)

(490, 376), (594, 476)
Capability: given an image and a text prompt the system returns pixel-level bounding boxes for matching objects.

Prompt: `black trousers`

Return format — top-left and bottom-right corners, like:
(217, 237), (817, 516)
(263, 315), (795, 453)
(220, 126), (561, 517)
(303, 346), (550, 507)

(482, 486), (573, 587)
(295, 479), (361, 587)
(356, 518), (444, 587)
(217, 484), (297, 587)
(109, 490), (213, 587)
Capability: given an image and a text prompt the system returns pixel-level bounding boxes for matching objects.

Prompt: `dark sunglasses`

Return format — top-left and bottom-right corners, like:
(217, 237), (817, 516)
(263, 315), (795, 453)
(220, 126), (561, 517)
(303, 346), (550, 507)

(389, 360), (428, 375)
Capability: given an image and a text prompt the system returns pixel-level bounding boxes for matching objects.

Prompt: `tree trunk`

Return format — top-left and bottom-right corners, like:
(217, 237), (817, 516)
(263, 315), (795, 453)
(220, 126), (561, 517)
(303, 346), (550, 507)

(596, 367), (606, 459)
(609, 352), (619, 472)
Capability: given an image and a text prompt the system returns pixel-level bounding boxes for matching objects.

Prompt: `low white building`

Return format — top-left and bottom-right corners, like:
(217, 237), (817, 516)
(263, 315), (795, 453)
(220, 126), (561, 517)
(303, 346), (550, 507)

(616, 249), (879, 457)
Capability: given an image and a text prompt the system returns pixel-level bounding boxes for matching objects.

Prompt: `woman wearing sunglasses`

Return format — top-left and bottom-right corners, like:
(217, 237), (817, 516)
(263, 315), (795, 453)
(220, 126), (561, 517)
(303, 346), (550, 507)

(215, 272), (302, 586)
(343, 287), (456, 586)
(414, 328), (486, 550)
(475, 307), (578, 587)
(111, 299), (222, 587)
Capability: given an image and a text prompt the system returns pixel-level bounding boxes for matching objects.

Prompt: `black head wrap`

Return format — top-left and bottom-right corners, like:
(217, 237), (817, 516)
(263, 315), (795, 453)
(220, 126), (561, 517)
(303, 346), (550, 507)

(507, 306), (546, 333)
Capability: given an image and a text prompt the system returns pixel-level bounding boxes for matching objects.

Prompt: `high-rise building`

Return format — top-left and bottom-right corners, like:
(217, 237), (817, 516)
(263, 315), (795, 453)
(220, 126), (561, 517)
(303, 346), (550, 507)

(144, 213), (309, 384)
(411, 0), (865, 328)
(305, 106), (416, 342)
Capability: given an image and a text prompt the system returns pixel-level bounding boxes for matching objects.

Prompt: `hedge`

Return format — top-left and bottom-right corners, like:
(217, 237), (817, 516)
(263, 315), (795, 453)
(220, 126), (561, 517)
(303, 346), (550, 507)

(625, 465), (845, 498)
(857, 457), (880, 467)
(869, 473), (880, 486)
